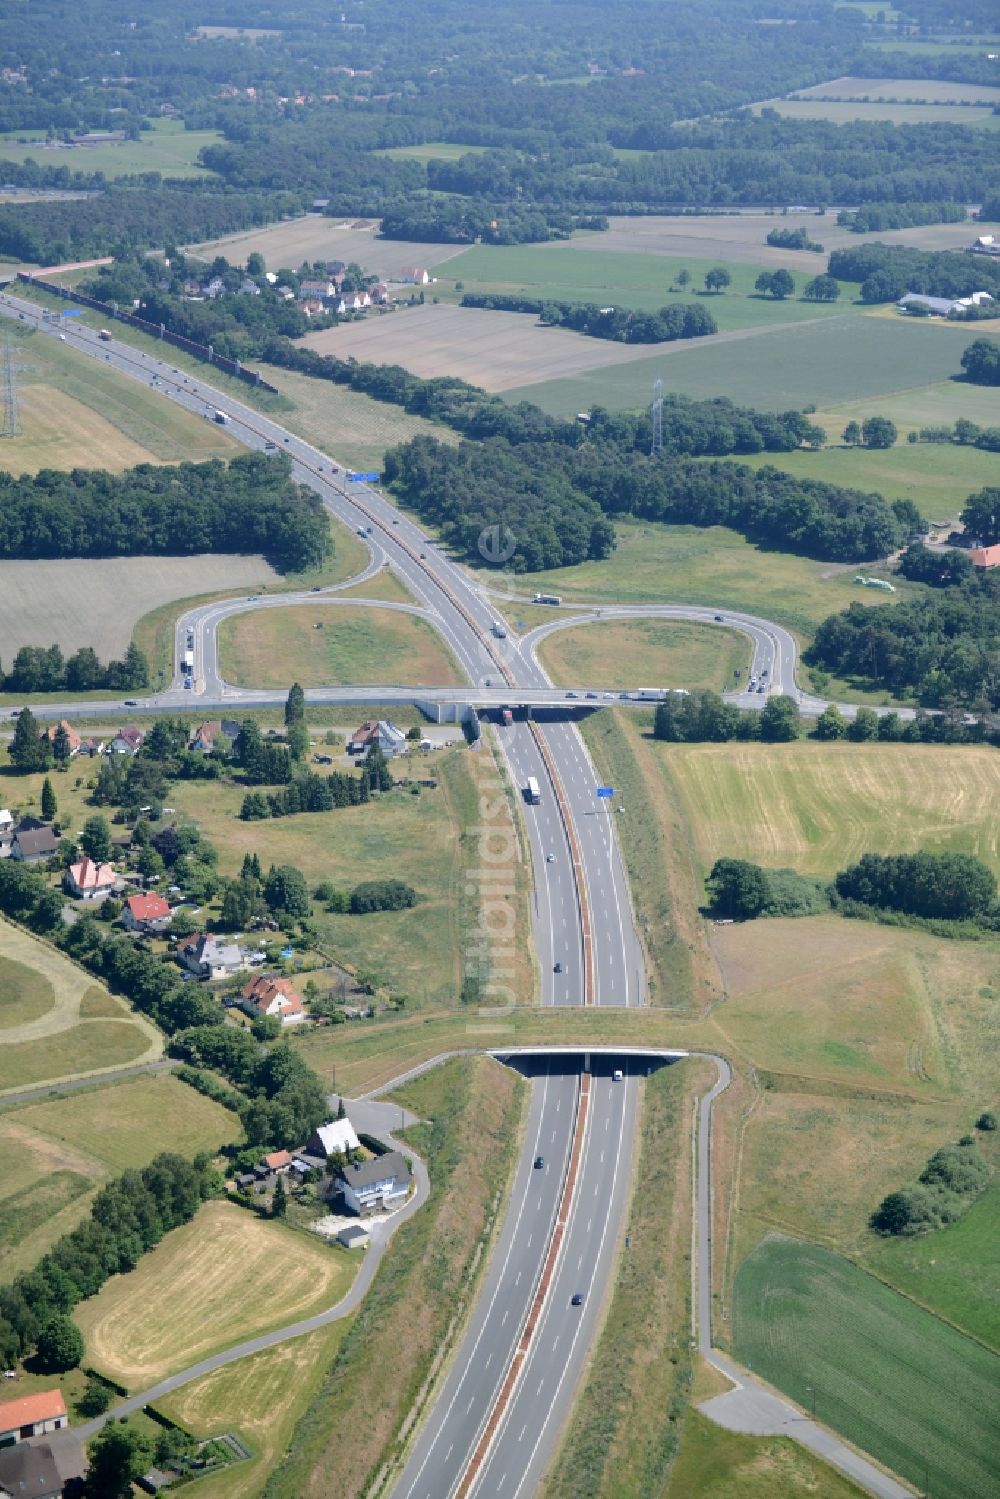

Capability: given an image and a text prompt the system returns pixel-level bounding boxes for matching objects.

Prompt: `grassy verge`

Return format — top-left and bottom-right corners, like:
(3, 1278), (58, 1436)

(732, 1237), (1000, 1499)
(545, 1057), (712, 1499)
(665, 1410), (868, 1499)
(262, 1054), (526, 1499)
(538, 619), (750, 694)
(578, 711), (721, 1009)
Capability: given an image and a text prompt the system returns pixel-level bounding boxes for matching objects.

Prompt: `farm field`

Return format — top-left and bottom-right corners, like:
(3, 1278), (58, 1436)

(0, 118), (224, 178)
(0, 919), (161, 1094)
(732, 1238), (1000, 1499)
(499, 518), (918, 638)
(0, 1073), (238, 1276)
(560, 210), (981, 263)
(217, 602), (464, 689)
(793, 74), (1000, 104)
(158, 1319), (350, 1499)
(191, 216), (466, 283)
(663, 741), (1000, 878)
(0, 553), (280, 664)
(381, 140), (488, 162)
(504, 312), (987, 414)
(2, 324), (240, 464)
(257, 360), (459, 474)
(433, 244), (864, 332)
(75, 1200), (354, 1388)
(536, 618), (750, 694)
(864, 1179), (1000, 1351)
(666, 1410), (867, 1499)
(753, 97), (1000, 126)
(300, 303), (654, 392)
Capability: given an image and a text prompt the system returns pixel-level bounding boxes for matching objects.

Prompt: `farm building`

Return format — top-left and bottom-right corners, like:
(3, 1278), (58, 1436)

(897, 290), (993, 316)
(0, 1390), (68, 1446)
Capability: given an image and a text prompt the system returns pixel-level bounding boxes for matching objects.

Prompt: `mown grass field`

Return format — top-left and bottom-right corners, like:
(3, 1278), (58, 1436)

(264, 1055), (525, 1499)
(732, 1238), (1000, 1499)
(0, 383), (173, 476)
(0, 919), (161, 1093)
(504, 518), (916, 638)
(754, 97), (1000, 125)
(546, 1059), (712, 1499)
(75, 1201), (354, 1388)
(663, 741), (1000, 878)
(0, 119), (224, 178)
(381, 140), (488, 161)
(666, 1410), (868, 1499)
(0, 1073), (238, 1276)
(218, 602), (463, 689)
(191, 217), (465, 284)
(505, 312), (987, 415)
(863, 1180), (1000, 1352)
(434, 244), (865, 334)
(537, 618), (750, 693)
(158, 1319), (350, 1499)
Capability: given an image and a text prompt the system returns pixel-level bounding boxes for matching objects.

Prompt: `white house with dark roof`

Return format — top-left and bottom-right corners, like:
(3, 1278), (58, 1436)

(338, 1149), (412, 1216)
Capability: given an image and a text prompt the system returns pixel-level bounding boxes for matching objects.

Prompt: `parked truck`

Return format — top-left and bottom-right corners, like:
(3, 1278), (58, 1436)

(98, 328), (112, 341)
(182, 649), (194, 674)
(533, 593), (562, 606)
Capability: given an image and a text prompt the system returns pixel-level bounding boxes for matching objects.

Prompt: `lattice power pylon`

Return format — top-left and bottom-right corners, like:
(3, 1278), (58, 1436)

(650, 375), (663, 457)
(1, 330), (21, 438)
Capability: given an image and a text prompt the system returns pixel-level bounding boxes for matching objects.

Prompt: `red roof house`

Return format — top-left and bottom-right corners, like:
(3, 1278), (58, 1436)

(0, 1389), (68, 1445)
(123, 892), (172, 932)
(969, 543), (1000, 570)
(64, 857), (116, 900)
(240, 975), (306, 1025)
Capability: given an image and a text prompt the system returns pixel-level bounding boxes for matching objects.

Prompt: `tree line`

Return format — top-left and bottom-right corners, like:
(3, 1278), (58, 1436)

(167, 1028), (329, 1148)
(827, 243), (1000, 304)
(0, 1153), (217, 1371)
(871, 1133), (993, 1237)
(0, 453), (330, 573)
(459, 293), (717, 344)
(835, 200), (966, 234)
(706, 848), (999, 930)
(2, 642), (148, 695)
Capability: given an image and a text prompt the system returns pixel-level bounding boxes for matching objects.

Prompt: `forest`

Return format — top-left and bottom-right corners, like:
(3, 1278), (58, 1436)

(0, 453), (330, 571)
(383, 432), (924, 571)
(827, 244), (1000, 303)
(1, 642), (148, 694)
(459, 293), (717, 344)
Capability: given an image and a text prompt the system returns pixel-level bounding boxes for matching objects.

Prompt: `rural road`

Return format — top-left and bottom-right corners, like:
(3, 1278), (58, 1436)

(0, 293), (919, 1499)
(0, 1059), (177, 1110)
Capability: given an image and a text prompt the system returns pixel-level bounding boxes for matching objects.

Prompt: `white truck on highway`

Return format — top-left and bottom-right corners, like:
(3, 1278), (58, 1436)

(533, 593), (562, 606)
(182, 649), (195, 674)
(524, 776), (541, 804)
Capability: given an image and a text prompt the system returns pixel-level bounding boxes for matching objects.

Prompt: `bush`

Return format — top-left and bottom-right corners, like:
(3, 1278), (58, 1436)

(35, 1313), (85, 1372)
(976, 1111), (997, 1132)
(348, 879), (418, 914)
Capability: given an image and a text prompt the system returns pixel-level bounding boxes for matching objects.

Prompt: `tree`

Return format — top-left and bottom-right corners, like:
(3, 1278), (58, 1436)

(861, 416), (897, 449)
(251, 1013), (282, 1042)
(36, 1313), (84, 1372)
(263, 864), (311, 919)
(77, 1375), (113, 1418)
(960, 336), (1000, 386)
(287, 721), (309, 761)
(976, 1111), (997, 1132)
(80, 814), (113, 863)
(803, 274), (840, 302)
(704, 267), (731, 294)
(246, 251), (266, 277)
(8, 707), (49, 772)
(841, 421), (862, 447)
(960, 485), (1000, 546)
(706, 858), (770, 921)
(272, 1174), (287, 1218)
(284, 682), (305, 726)
(40, 777), (58, 820)
(847, 706), (879, 741)
(86, 1423), (153, 1498)
(814, 704), (847, 740)
(755, 269), (793, 298)
(676, 268), (690, 288)
(760, 695), (800, 742)
(52, 723), (72, 764)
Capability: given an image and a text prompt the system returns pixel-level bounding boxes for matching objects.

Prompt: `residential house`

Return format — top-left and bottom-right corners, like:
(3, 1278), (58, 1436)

(298, 297), (326, 317)
(188, 719), (241, 755)
(275, 285), (296, 301)
(299, 278), (336, 301)
(324, 260), (345, 276)
(44, 720), (80, 757)
(969, 543), (1000, 570)
(78, 735), (105, 757)
(347, 719), (407, 757)
(0, 1441), (63, 1499)
(238, 277), (261, 296)
(338, 1150), (412, 1216)
(177, 933), (254, 981)
(64, 857), (116, 900)
(970, 233), (1000, 257)
(107, 726), (144, 756)
(335, 288), (371, 312)
(370, 282), (389, 304)
(203, 276), (226, 298)
(10, 822), (60, 863)
(123, 892), (172, 933)
(0, 1391), (68, 1447)
(398, 266), (429, 285)
(0, 810), (12, 860)
(306, 1118), (361, 1158)
(263, 1149), (293, 1174)
(239, 974), (307, 1026)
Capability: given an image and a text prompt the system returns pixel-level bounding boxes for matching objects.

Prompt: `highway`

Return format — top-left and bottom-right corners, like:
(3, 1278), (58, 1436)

(0, 293), (912, 1498)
